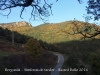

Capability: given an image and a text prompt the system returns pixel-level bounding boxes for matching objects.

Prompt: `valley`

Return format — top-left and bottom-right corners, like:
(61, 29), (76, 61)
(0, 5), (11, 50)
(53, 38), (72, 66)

(0, 20), (100, 75)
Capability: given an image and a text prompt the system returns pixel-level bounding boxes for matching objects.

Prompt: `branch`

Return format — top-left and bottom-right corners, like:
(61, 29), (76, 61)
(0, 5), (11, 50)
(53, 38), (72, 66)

(78, 0), (83, 4)
(72, 20), (100, 40)
(1, 0), (34, 10)
(20, 7), (25, 19)
(62, 20), (100, 40)
(0, 0), (54, 21)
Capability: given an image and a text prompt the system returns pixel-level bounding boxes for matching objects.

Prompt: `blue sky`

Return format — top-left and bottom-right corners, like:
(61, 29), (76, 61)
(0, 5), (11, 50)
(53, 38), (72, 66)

(0, 0), (91, 26)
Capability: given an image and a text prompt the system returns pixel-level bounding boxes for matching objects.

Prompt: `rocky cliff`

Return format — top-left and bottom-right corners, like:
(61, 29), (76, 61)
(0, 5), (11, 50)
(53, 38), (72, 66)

(0, 21), (32, 28)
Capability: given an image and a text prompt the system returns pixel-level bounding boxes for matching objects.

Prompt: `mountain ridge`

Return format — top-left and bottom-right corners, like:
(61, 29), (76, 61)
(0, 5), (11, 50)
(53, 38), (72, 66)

(1, 20), (100, 44)
(0, 21), (32, 28)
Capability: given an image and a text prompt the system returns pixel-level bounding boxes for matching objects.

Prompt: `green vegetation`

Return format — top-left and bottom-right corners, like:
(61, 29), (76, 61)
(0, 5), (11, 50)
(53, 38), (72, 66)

(60, 39), (100, 75)
(0, 51), (20, 57)
(89, 50), (100, 75)
(24, 38), (42, 57)
(0, 32), (57, 75)
(67, 54), (79, 68)
(5, 20), (99, 44)
(0, 50), (57, 75)
(0, 20), (100, 75)
(0, 27), (30, 43)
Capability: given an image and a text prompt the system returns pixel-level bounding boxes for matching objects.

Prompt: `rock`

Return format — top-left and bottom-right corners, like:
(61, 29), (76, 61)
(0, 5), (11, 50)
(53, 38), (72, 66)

(0, 21), (32, 28)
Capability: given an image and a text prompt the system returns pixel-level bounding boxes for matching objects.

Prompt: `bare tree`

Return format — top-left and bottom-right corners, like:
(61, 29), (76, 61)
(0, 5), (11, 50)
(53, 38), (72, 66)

(62, 0), (100, 40)
(0, 0), (55, 21)
(1, 0), (100, 39)
(0, 0), (86, 21)
(62, 17), (100, 40)
(72, 21), (100, 40)
(1, 0), (100, 21)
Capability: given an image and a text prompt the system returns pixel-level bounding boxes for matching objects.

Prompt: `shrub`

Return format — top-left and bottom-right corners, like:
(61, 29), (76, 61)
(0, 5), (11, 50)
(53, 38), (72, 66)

(89, 50), (100, 75)
(24, 38), (42, 58)
(67, 54), (79, 68)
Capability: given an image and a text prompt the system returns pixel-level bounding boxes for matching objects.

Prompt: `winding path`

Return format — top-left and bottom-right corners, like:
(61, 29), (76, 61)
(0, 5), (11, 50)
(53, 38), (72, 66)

(51, 53), (64, 75)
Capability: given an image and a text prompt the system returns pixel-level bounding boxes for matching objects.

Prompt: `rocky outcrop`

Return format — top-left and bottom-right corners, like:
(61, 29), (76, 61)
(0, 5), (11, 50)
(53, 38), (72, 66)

(0, 21), (32, 28)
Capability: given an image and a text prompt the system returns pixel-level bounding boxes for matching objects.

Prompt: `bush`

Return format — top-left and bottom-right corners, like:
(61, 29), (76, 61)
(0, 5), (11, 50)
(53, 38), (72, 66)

(24, 38), (42, 58)
(67, 54), (79, 68)
(89, 50), (100, 75)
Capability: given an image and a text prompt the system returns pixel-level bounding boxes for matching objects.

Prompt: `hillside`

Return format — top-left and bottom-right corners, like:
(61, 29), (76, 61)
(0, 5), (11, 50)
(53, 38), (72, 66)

(0, 37), (24, 52)
(0, 34), (57, 75)
(3, 20), (99, 44)
(1, 20), (100, 53)
(0, 20), (100, 75)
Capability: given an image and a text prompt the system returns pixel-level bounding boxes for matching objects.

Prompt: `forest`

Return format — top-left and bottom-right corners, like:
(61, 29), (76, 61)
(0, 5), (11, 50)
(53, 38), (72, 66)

(0, 20), (100, 75)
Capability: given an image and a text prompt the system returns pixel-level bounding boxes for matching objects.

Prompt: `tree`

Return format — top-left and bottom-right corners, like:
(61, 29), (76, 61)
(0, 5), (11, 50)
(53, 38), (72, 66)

(77, 0), (100, 21)
(24, 38), (42, 58)
(86, 0), (100, 21)
(0, 0), (89, 21)
(62, 17), (100, 40)
(67, 54), (79, 68)
(0, 27), (5, 36)
(71, 0), (100, 39)
(89, 50), (100, 75)
(1, 0), (100, 38)
(0, 0), (100, 20)
(0, 0), (55, 21)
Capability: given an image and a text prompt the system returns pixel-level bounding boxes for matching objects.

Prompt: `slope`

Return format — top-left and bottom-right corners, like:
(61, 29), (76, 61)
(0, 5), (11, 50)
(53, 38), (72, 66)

(11, 20), (100, 44)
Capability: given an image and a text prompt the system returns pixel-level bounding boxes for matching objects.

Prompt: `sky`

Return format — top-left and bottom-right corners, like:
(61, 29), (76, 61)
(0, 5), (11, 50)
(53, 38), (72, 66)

(0, 0), (94, 26)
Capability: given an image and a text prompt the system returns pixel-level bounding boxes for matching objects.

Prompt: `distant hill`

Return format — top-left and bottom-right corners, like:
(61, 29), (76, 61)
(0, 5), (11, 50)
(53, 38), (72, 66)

(20, 20), (100, 43)
(0, 21), (32, 28)
(1, 20), (100, 44)
(1, 20), (100, 75)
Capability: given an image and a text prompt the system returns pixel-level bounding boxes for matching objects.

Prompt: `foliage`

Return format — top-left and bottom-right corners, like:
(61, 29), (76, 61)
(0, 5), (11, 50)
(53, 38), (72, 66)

(66, 53), (79, 68)
(1, 20), (100, 75)
(0, 50), (57, 75)
(0, 27), (5, 36)
(2, 21), (100, 44)
(0, 51), (18, 57)
(0, 20), (100, 75)
(0, 0), (100, 21)
(0, 27), (29, 43)
(15, 21), (97, 43)
(86, 0), (100, 20)
(89, 50), (100, 75)
(66, 19), (100, 40)
(24, 38), (42, 57)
